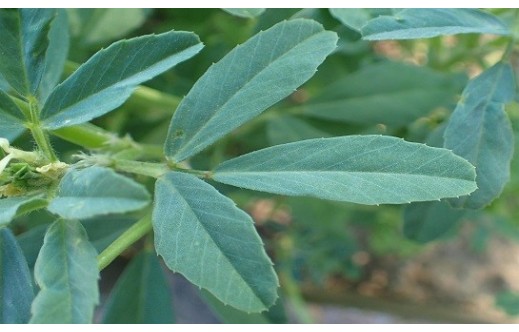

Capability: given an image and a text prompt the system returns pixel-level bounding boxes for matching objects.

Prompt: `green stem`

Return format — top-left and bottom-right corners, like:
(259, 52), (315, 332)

(97, 213), (153, 271)
(279, 269), (314, 324)
(112, 159), (169, 178)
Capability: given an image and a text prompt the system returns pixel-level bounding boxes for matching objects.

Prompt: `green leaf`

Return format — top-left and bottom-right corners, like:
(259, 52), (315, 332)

(403, 201), (465, 243)
(267, 115), (330, 145)
(0, 9), (57, 96)
(329, 8), (394, 32)
(495, 291), (519, 316)
(103, 251), (174, 323)
(444, 63), (515, 209)
(30, 219), (99, 323)
(222, 8), (265, 18)
(40, 30), (204, 129)
(0, 194), (47, 227)
(213, 135), (477, 205)
(299, 61), (466, 127)
(68, 9), (150, 45)
(0, 228), (34, 323)
(0, 74), (9, 92)
(153, 172), (278, 312)
(38, 9), (69, 103)
(165, 19), (338, 163)
(0, 89), (26, 141)
(82, 216), (137, 253)
(48, 166), (151, 219)
(202, 290), (287, 323)
(361, 9), (509, 40)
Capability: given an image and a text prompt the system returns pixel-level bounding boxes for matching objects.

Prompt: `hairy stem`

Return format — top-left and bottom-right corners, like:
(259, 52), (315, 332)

(97, 213), (153, 271)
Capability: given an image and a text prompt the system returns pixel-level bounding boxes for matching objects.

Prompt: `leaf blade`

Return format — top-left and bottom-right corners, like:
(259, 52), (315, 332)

(361, 9), (509, 40)
(0, 228), (34, 323)
(48, 166), (151, 219)
(41, 31), (203, 129)
(0, 194), (47, 227)
(153, 172), (279, 312)
(0, 9), (57, 96)
(444, 62), (515, 209)
(213, 135), (477, 205)
(222, 8), (266, 18)
(102, 251), (174, 323)
(30, 219), (99, 324)
(165, 18), (338, 162)
(0, 89), (26, 141)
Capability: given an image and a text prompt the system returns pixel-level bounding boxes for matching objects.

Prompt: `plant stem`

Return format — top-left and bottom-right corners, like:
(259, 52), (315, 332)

(97, 213), (153, 271)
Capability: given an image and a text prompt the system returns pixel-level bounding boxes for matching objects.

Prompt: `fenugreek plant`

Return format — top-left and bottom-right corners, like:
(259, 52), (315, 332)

(0, 8), (517, 323)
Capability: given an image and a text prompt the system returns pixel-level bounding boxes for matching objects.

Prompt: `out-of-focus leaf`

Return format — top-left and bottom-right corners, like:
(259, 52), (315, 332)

(299, 61), (466, 127)
(0, 228), (34, 323)
(444, 62), (515, 209)
(0, 194), (47, 227)
(361, 8), (509, 40)
(495, 291), (519, 316)
(103, 251), (174, 323)
(266, 115), (330, 145)
(222, 8), (265, 18)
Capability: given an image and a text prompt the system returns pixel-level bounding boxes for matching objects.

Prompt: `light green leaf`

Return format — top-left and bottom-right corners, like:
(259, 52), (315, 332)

(0, 9), (56, 96)
(0, 228), (34, 323)
(0, 74), (9, 92)
(444, 63), (515, 209)
(267, 115), (330, 145)
(361, 9), (509, 40)
(222, 8), (265, 18)
(38, 9), (69, 103)
(30, 219), (99, 323)
(299, 61), (466, 127)
(202, 290), (287, 323)
(103, 251), (174, 323)
(0, 89), (26, 141)
(213, 135), (477, 205)
(68, 9), (150, 45)
(48, 166), (151, 219)
(329, 8), (394, 32)
(41, 31), (204, 129)
(0, 194), (47, 227)
(153, 172), (278, 312)
(165, 19), (338, 163)
(403, 201), (465, 243)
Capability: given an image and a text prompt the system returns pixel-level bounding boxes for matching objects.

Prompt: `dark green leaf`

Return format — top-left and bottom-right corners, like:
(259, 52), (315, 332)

(444, 62), (515, 209)
(41, 31), (203, 129)
(165, 19), (338, 162)
(0, 228), (34, 323)
(403, 201), (465, 243)
(213, 135), (477, 205)
(0, 194), (47, 227)
(48, 166), (151, 219)
(299, 61), (466, 127)
(361, 9), (509, 40)
(153, 172), (278, 312)
(0, 9), (56, 96)
(222, 8), (265, 18)
(30, 219), (99, 323)
(202, 290), (287, 323)
(0, 89), (26, 141)
(267, 115), (330, 145)
(103, 251), (174, 323)
(82, 215), (137, 253)
(38, 9), (69, 103)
